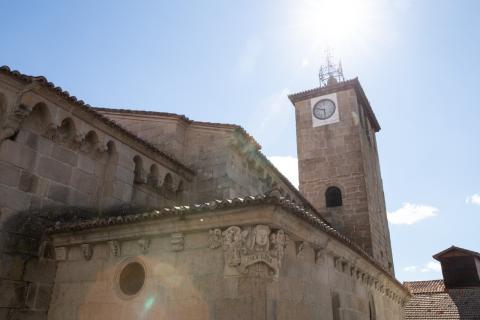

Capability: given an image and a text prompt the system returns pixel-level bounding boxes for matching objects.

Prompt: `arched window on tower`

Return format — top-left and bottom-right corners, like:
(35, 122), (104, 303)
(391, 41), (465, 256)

(325, 186), (342, 207)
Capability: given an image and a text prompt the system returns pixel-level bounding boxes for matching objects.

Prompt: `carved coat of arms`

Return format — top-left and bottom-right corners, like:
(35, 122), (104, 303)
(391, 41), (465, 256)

(209, 225), (287, 280)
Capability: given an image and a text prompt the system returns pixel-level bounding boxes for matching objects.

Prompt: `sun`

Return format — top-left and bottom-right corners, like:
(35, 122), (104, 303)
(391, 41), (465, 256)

(290, 0), (381, 54)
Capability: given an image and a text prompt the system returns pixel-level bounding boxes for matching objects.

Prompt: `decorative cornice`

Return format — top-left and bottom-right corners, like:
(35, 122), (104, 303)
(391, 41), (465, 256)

(47, 192), (408, 295)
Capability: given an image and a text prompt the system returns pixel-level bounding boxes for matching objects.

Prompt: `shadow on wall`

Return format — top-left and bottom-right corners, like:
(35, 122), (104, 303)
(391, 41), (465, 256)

(0, 204), (157, 319)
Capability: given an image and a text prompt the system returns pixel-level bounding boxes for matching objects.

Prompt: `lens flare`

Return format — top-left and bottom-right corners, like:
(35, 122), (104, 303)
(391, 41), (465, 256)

(144, 296), (155, 311)
(288, 0), (386, 58)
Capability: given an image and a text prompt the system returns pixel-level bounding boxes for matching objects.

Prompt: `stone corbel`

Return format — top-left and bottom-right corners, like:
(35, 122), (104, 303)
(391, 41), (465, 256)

(89, 141), (108, 159)
(44, 123), (58, 141)
(70, 132), (84, 149)
(314, 248), (325, 264)
(339, 258), (349, 272)
(138, 238), (150, 254)
(108, 240), (121, 257)
(134, 168), (147, 184)
(81, 244), (92, 260)
(295, 241), (305, 259)
(54, 246), (67, 261)
(0, 104), (31, 142)
(170, 233), (184, 251)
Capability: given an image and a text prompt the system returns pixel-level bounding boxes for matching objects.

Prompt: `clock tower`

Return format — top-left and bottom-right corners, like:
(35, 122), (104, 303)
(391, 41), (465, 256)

(288, 62), (394, 274)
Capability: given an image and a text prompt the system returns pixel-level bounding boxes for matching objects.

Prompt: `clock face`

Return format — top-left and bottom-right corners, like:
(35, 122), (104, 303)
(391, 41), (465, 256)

(313, 99), (336, 120)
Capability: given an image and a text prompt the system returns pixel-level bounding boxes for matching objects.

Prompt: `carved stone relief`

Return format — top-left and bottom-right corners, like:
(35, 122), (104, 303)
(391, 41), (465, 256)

(210, 225), (287, 280)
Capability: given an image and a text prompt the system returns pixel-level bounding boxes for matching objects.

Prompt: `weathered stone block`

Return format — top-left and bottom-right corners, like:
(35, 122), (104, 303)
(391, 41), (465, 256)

(71, 169), (97, 195)
(36, 157), (72, 186)
(0, 161), (21, 187)
(47, 183), (70, 204)
(0, 184), (32, 212)
(68, 189), (91, 207)
(1, 232), (39, 255)
(77, 154), (95, 174)
(51, 145), (77, 167)
(25, 133), (53, 156)
(0, 279), (28, 308)
(23, 259), (57, 283)
(0, 253), (25, 280)
(0, 141), (38, 171)
(19, 171), (39, 193)
(35, 284), (53, 311)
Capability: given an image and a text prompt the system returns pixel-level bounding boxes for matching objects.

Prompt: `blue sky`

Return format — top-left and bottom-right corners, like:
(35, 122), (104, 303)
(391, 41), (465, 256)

(1, 0), (479, 282)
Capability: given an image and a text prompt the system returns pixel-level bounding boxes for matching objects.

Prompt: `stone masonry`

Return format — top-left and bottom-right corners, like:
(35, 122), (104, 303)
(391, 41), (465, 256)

(0, 66), (408, 319)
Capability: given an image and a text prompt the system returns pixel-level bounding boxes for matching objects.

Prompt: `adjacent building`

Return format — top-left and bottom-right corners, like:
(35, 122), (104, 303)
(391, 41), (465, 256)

(405, 246), (480, 320)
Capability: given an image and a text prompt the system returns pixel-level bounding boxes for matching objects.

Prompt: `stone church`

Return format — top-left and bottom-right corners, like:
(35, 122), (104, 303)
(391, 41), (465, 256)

(0, 65), (410, 319)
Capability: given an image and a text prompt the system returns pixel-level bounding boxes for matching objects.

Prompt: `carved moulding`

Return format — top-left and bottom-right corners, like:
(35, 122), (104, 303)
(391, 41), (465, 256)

(209, 225), (287, 280)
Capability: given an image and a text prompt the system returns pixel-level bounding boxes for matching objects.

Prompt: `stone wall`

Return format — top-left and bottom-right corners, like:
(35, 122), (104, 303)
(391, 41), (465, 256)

(0, 73), (192, 319)
(356, 100), (394, 273)
(47, 203), (408, 319)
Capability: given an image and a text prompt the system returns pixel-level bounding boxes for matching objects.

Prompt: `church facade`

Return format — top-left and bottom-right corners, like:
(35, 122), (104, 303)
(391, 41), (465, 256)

(0, 66), (409, 319)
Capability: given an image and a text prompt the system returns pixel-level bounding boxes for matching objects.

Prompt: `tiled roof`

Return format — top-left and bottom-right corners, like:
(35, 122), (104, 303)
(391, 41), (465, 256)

(405, 285), (480, 320)
(0, 66), (194, 175)
(94, 107), (262, 150)
(94, 108), (261, 149)
(404, 280), (446, 294)
(288, 78), (381, 132)
(47, 192), (407, 294)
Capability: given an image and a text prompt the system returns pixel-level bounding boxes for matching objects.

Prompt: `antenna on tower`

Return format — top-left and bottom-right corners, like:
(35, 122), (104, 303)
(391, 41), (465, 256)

(319, 48), (345, 87)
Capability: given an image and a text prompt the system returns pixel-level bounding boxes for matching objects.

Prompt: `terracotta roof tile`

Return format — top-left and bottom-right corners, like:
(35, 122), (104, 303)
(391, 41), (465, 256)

(404, 280), (446, 294)
(94, 107), (262, 150)
(405, 286), (480, 319)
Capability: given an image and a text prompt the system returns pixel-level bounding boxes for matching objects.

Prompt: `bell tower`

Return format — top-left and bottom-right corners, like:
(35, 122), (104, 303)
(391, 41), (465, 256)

(288, 57), (394, 273)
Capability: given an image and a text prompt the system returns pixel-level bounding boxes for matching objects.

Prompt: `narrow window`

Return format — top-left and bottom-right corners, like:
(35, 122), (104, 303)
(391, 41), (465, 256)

(325, 186), (342, 207)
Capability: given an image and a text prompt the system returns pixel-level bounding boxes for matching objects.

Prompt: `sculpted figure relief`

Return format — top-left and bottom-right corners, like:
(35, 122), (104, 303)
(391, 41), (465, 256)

(210, 225), (287, 279)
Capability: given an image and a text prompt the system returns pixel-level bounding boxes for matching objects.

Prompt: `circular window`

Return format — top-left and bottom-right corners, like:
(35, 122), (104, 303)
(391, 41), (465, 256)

(118, 262), (145, 296)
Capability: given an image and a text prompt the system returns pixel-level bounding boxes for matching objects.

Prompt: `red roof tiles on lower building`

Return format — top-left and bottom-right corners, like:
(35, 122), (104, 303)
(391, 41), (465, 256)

(405, 280), (480, 320)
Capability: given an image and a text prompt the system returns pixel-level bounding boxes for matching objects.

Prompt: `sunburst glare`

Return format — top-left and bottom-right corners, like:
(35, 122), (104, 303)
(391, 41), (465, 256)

(288, 0), (386, 58)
